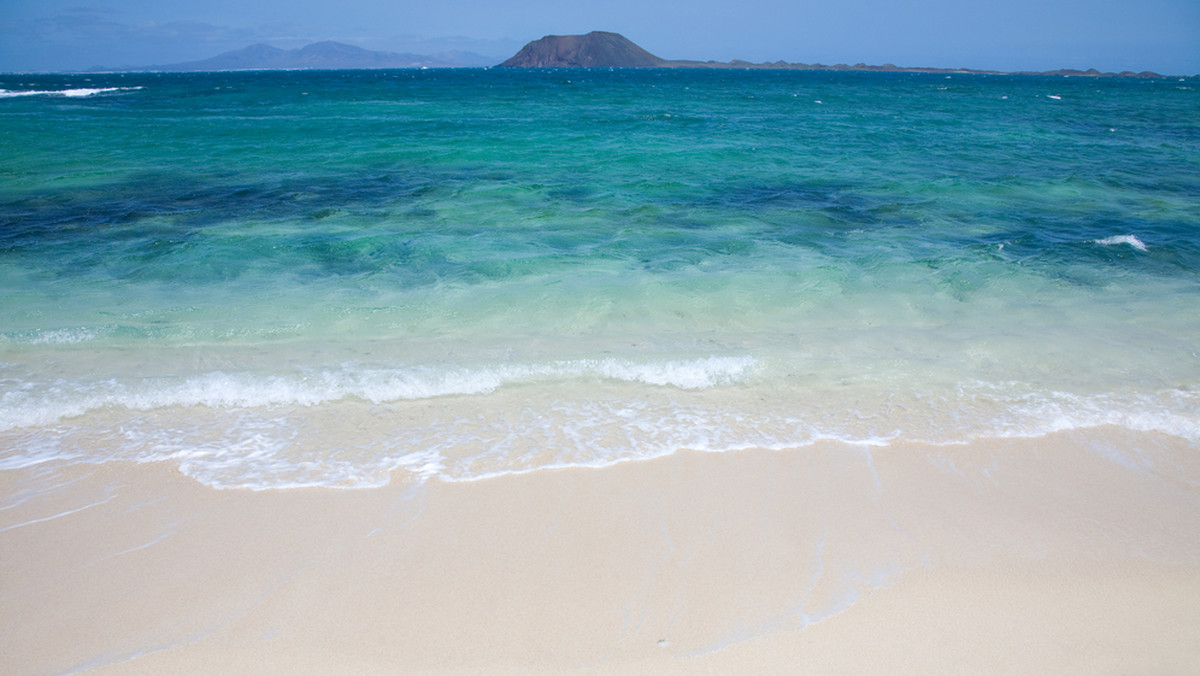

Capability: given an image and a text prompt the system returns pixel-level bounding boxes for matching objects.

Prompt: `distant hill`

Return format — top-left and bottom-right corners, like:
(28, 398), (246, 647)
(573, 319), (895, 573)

(499, 32), (665, 68)
(137, 41), (483, 71)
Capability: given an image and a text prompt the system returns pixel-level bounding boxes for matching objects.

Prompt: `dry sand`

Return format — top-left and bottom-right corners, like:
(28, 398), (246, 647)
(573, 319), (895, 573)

(3, 426), (1200, 674)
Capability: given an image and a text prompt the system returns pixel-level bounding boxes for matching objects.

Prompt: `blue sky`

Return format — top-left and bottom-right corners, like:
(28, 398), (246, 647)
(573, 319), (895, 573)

(1, 0), (1197, 73)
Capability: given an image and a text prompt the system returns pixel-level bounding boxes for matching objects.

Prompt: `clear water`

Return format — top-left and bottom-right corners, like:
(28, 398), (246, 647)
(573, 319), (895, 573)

(2, 69), (1198, 488)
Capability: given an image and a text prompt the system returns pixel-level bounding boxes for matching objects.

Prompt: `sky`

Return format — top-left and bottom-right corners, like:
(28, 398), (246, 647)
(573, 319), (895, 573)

(1, 0), (1198, 74)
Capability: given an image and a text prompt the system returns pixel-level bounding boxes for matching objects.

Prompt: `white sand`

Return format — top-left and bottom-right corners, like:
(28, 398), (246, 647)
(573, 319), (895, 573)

(2, 426), (1199, 674)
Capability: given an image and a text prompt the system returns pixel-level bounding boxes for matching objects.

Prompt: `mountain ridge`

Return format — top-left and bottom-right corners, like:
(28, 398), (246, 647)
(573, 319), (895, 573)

(132, 41), (485, 71)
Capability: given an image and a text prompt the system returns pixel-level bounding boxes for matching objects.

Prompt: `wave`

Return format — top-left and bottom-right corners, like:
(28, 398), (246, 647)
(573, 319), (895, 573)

(2, 327), (111, 346)
(1094, 234), (1148, 251)
(2, 380), (1195, 490)
(0, 86), (142, 99)
(0, 355), (758, 431)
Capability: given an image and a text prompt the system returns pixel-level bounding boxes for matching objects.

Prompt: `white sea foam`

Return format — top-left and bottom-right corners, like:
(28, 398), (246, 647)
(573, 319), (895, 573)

(21, 328), (108, 345)
(3, 379), (1197, 490)
(0, 86), (141, 99)
(1095, 234), (1148, 251)
(580, 356), (756, 389)
(3, 358), (1197, 490)
(0, 355), (759, 432)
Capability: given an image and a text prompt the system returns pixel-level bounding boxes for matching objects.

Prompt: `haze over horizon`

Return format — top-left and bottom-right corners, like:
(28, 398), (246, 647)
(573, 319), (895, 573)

(1, 0), (1198, 74)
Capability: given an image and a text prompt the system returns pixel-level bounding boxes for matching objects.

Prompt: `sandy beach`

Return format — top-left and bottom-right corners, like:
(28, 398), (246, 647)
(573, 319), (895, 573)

(3, 426), (1199, 674)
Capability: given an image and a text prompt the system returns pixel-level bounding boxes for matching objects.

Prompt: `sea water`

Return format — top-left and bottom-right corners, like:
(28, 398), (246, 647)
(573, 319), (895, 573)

(1, 68), (1198, 489)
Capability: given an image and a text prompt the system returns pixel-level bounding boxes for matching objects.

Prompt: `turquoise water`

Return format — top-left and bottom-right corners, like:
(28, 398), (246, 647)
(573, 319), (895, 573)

(2, 69), (1199, 488)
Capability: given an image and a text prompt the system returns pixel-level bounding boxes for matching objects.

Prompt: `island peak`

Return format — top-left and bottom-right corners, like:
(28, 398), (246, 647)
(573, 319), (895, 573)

(499, 32), (665, 68)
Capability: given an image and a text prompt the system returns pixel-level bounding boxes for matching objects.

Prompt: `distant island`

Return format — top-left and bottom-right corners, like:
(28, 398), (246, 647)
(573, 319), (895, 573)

(500, 31), (1169, 78)
(110, 32), (1174, 78)
(133, 41), (491, 71)
(499, 31), (664, 68)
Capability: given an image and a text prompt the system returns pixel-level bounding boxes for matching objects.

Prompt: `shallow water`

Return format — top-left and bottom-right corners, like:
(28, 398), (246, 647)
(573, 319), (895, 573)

(1, 69), (1198, 488)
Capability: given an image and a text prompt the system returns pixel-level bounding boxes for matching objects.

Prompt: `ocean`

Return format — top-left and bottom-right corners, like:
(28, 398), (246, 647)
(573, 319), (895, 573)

(2, 68), (1198, 490)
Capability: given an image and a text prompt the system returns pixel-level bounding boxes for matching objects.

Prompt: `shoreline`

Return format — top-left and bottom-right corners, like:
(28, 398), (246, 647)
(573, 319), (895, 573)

(3, 426), (1199, 674)
(645, 61), (1176, 78)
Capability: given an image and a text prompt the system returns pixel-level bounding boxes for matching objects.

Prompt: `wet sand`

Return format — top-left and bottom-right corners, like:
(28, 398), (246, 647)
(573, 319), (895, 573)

(3, 426), (1200, 674)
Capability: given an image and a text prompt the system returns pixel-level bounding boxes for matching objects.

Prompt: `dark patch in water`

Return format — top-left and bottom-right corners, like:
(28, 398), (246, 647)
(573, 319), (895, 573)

(0, 167), (470, 284)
